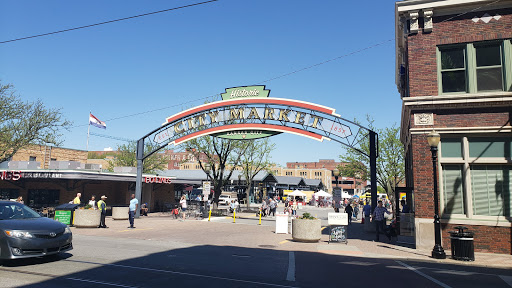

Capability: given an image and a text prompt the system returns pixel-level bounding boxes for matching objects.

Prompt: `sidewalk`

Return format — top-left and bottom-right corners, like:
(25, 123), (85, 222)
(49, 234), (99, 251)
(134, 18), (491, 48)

(215, 211), (512, 269)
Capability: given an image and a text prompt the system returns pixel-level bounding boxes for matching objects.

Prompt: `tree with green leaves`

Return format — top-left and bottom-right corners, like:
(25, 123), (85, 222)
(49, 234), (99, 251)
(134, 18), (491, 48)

(0, 81), (71, 163)
(236, 138), (275, 208)
(339, 116), (404, 213)
(182, 136), (246, 206)
(107, 142), (168, 174)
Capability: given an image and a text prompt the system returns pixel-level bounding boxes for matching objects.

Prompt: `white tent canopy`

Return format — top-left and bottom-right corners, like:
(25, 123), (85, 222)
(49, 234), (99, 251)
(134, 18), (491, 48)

(314, 190), (331, 197)
(288, 190), (307, 197)
(342, 192), (351, 199)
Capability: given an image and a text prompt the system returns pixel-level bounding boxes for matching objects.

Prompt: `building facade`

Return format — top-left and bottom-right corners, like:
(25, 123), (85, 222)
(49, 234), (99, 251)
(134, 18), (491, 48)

(396, 0), (512, 254)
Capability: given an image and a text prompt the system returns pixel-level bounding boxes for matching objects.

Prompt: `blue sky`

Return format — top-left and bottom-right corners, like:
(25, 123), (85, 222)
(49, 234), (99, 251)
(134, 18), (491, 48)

(0, 0), (401, 166)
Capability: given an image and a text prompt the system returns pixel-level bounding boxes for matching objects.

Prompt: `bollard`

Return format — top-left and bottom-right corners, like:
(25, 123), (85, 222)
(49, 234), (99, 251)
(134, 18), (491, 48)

(208, 206), (212, 221)
(259, 209), (262, 225)
(233, 210), (236, 223)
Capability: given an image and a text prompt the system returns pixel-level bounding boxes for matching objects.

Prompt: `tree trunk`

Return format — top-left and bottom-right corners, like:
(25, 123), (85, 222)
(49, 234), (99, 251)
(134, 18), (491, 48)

(245, 183), (252, 209)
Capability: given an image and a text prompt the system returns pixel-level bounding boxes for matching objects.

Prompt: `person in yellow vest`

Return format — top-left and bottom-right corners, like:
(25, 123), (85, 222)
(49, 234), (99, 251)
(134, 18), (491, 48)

(73, 193), (81, 204)
(97, 195), (108, 228)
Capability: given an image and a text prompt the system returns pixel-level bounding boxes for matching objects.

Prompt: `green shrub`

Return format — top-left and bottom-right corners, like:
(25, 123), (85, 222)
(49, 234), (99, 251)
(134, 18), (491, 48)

(298, 212), (316, 220)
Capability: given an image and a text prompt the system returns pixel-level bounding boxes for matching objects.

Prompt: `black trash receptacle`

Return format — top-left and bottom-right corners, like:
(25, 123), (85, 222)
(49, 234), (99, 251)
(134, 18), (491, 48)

(450, 226), (475, 261)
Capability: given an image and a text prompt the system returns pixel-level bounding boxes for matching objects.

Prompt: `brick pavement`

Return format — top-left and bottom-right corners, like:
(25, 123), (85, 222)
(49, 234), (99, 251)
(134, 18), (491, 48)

(69, 212), (512, 269)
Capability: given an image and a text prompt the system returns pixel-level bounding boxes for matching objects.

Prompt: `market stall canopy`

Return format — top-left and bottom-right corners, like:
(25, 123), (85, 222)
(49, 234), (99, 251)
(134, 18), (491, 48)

(314, 190), (331, 197)
(288, 190), (307, 197)
(342, 192), (351, 198)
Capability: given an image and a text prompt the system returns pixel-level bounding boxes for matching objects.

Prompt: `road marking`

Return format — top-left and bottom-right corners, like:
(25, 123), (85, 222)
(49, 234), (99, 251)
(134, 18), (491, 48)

(321, 226), (327, 231)
(499, 275), (512, 287)
(0, 267), (138, 288)
(66, 259), (299, 288)
(279, 240), (289, 245)
(118, 228), (154, 232)
(286, 251), (295, 282)
(396, 261), (452, 288)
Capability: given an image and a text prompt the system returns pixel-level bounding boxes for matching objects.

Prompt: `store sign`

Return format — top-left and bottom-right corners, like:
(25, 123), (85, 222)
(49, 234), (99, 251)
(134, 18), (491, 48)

(202, 181), (211, 195)
(143, 176), (172, 184)
(220, 85), (270, 100)
(0, 171), (21, 181)
(54, 210), (72, 225)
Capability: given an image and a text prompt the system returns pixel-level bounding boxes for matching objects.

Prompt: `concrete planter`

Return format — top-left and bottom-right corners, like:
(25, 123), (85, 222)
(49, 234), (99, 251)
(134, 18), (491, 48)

(292, 218), (322, 242)
(74, 209), (101, 228)
(112, 206), (129, 220)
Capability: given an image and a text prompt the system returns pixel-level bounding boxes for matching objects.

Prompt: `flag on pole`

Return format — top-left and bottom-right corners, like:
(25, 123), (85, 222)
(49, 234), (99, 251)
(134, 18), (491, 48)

(89, 113), (106, 129)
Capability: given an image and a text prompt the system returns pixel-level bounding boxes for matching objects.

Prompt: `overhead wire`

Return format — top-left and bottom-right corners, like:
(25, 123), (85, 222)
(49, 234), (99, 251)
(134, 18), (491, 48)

(0, 0), (219, 44)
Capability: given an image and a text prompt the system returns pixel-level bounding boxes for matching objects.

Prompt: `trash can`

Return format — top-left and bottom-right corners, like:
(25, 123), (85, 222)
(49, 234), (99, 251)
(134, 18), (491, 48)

(449, 226), (475, 261)
(54, 203), (80, 226)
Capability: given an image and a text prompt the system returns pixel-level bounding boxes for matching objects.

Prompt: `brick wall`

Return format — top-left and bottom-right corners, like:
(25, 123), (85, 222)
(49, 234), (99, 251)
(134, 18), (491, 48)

(12, 145), (87, 168)
(411, 134), (436, 219)
(407, 8), (512, 97)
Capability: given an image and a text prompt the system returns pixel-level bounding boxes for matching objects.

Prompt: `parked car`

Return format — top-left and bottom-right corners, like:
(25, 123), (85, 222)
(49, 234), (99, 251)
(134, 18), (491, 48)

(218, 195), (232, 205)
(0, 201), (72, 261)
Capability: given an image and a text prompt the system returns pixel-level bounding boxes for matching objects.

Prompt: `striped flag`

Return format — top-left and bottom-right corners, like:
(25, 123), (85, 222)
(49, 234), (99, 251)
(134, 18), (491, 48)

(89, 113), (106, 129)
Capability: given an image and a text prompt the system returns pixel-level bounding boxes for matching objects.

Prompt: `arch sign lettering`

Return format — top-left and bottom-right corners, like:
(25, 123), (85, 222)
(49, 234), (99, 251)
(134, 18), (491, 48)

(135, 86), (379, 214)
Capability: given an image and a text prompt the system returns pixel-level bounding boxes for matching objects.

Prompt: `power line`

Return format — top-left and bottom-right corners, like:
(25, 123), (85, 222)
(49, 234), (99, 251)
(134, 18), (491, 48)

(90, 132), (135, 143)
(0, 0), (219, 44)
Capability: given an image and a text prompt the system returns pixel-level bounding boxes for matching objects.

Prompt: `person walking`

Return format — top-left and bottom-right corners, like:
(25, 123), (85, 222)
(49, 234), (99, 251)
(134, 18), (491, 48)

(269, 198), (277, 217)
(261, 200), (268, 217)
(372, 200), (392, 241)
(179, 195), (187, 221)
(97, 195), (108, 228)
(344, 204), (354, 225)
(291, 200), (298, 216)
(128, 194), (138, 228)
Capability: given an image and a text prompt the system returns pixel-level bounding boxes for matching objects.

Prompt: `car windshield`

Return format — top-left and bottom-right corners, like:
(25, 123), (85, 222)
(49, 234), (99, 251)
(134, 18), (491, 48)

(0, 202), (40, 220)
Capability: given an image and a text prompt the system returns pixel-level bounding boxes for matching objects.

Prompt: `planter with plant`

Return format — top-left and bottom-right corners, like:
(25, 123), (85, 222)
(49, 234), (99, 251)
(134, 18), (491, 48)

(292, 212), (322, 242)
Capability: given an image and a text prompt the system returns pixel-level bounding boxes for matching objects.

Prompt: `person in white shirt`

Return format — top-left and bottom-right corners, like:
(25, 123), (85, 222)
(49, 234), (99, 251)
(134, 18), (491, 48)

(179, 195), (187, 221)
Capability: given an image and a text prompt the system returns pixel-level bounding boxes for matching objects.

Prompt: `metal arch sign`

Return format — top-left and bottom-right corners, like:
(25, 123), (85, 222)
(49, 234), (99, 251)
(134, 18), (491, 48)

(138, 85), (372, 160)
(135, 85), (379, 217)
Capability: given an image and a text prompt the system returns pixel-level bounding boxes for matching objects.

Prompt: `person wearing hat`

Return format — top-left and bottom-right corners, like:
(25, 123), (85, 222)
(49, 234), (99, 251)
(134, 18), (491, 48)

(97, 195), (108, 228)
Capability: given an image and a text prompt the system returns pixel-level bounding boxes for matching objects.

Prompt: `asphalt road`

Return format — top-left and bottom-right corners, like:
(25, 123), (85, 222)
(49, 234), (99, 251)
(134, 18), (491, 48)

(1, 206), (511, 288)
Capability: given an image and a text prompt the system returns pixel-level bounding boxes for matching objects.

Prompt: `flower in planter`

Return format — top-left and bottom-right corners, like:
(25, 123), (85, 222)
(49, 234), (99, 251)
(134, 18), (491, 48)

(298, 212), (316, 220)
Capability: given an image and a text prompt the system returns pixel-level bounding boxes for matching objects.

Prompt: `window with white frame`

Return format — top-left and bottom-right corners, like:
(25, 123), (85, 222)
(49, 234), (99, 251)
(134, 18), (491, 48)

(440, 136), (512, 217)
(437, 39), (512, 94)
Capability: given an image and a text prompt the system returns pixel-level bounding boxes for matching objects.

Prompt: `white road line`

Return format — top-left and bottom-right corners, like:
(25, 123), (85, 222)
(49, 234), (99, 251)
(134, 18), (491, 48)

(65, 277), (139, 288)
(396, 261), (452, 288)
(286, 251), (295, 282)
(66, 259), (299, 288)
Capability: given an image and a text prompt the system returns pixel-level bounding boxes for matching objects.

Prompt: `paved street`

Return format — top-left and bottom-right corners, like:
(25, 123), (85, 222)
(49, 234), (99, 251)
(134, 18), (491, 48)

(1, 206), (512, 288)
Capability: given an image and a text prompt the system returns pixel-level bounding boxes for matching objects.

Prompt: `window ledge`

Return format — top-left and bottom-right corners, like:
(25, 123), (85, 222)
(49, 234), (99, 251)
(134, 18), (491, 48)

(440, 217), (512, 227)
(404, 91), (512, 106)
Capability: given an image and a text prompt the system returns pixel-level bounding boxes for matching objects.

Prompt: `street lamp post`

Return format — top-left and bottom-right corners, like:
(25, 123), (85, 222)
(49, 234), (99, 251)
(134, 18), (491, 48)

(427, 130), (446, 259)
(333, 168), (340, 190)
(204, 164), (211, 200)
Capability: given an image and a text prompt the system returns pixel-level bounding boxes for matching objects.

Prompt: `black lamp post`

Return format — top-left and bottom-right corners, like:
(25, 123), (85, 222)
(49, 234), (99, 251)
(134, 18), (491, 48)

(427, 130), (446, 259)
(333, 168), (340, 190)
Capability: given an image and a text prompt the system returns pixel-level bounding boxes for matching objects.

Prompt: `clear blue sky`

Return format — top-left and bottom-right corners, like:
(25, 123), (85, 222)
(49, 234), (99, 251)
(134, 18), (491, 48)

(0, 0), (401, 166)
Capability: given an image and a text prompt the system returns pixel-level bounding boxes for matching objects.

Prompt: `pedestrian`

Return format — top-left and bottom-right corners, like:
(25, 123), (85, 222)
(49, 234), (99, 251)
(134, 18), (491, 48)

(353, 204), (359, 220)
(235, 199), (240, 212)
(269, 198), (277, 217)
(141, 203), (149, 216)
(344, 204), (353, 225)
(16, 196), (24, 204)
(261, 200), (268, 217)
(73, 193), (81, 204)
(230, 200), (236, 213)
(179, 195), (187, 221)
(401, 199), (410, 213)
(97, 195), (108, 228)
(291, 200), (298, 216)
(88, 195), (97, 209)
(128, 193), (138, 228)
(372, 200), (392, 241)
(363, 202), (371, 219)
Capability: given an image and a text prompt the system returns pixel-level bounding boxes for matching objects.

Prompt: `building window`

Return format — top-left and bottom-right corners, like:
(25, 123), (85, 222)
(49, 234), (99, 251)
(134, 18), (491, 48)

(29, 156), (36, 161)
(440, 46), (467, 93)
(28, 189), (59, 208)
(0, 189), (19, 200)
(286, 172), (292, 176)
(437, 39), (512, 94)
(440, 136), (512, 218)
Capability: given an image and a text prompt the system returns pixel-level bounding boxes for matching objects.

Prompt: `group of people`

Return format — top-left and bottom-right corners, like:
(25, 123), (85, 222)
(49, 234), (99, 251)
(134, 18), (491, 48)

(70, 192), (138, 229)
(259, 197), (278, 217)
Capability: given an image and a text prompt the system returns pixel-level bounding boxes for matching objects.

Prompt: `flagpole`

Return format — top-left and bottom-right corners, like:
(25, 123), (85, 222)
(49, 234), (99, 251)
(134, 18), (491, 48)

(87, 112), (91, 151)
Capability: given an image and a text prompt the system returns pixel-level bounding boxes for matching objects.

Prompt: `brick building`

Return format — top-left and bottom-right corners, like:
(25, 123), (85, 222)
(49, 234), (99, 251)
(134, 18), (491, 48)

(280, 160), (367, 194)
(396, 0), (512, 253)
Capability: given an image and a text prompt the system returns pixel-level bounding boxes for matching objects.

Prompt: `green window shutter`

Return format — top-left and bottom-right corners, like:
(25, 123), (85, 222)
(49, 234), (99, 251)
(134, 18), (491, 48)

(442, 165), (465, 214)
(471, 165), (512, 217)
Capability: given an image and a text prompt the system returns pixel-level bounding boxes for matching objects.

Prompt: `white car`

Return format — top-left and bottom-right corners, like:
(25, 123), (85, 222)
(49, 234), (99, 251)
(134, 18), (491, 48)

(218, 195), (232, 205)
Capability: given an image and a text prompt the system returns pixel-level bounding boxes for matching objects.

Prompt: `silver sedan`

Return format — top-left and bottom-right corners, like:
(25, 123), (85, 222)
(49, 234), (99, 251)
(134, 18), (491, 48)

(0, 201), (72, 260)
